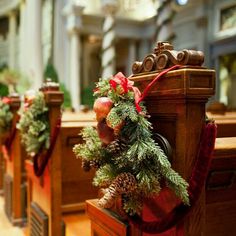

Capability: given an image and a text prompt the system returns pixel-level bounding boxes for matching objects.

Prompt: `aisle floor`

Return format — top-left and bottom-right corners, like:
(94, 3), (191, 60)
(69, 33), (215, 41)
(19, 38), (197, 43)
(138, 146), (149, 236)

(0, 196), (25, 236)
(0, 195), (91, 236)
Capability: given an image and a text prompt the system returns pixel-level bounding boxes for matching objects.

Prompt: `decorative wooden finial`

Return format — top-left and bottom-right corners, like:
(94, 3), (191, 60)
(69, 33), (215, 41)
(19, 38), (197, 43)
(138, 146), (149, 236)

(9, 93), (21, 109)
(40, 78), (60, 91)
(132, 41), (204, 74)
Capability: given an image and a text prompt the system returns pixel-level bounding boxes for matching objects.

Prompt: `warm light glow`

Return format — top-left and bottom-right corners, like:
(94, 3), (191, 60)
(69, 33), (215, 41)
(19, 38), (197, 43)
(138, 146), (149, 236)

(120, 0), (156, 20)
(176, 0), (188, 6)
(88, 35), (101, 44)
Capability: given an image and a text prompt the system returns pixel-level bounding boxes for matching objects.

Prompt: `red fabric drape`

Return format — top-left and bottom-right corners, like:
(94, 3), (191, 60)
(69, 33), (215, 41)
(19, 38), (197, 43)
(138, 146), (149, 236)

(33, 117), (61, 177)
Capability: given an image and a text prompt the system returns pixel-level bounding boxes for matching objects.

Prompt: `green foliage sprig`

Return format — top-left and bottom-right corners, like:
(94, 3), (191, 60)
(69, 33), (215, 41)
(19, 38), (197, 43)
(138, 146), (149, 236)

(73, 75), (189, 216)
(0, 69), (31, 94)
(17, 92), (50, 156)
(0, 99), (13, 134)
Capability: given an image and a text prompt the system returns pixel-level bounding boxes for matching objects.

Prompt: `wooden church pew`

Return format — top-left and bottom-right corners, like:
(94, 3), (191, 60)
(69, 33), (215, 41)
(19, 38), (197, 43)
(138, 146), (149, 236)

(1, 94), (28, 226)
(82, 43), (236, 236)
(0, 98), (13, 194)
(207, 112), (236, 137)
(86, 65), (216, 235)
(25, 82), (98, 236)
(0, 139), (4, 195)
(204, 112), (236, 235)
(85, 138), (236, 236)
(206, 137), (236, 236)
(0, 124), (8, 195)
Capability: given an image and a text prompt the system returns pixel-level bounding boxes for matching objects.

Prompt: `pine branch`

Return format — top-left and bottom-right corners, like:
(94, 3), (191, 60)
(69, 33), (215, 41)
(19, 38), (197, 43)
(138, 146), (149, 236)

(0, 101), (13, 133)
(17, 92), (50, 155)
(162, 167), (189, 205)
(73, 75), (190, 215)
(93, 164), (117, 187)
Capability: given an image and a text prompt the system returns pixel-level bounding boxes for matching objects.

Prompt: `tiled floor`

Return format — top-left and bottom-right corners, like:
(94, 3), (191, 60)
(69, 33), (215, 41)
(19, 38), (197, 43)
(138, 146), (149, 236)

(0, 196), (25, 236)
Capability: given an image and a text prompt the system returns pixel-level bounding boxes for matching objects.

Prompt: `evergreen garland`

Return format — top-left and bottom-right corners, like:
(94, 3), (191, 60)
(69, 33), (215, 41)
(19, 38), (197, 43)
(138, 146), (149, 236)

(0, 98), (13, 134)
(17, 91), (50, 156)
(73, 74), (189, 216)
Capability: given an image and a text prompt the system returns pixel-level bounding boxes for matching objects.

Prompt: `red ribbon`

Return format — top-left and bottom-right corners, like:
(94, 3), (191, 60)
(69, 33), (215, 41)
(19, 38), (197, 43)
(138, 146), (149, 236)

(135, 65), (181, 112)
(111, 65), (181, 113)
(128, 121), (217, 234)
(33, 116), (61, 177)
(110, 72), (135, 94)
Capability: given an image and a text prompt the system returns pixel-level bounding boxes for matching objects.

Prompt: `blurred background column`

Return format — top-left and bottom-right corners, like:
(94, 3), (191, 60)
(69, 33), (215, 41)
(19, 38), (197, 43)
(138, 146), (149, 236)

(126, 39), (136, 75)
(101, 0), (119, 78)
(64, 0), (84, 111)
(19, 0), (27, 73)
(8, 10), (17, 69)
(26, 0), (43, 90)
(155, 0), (176, 43)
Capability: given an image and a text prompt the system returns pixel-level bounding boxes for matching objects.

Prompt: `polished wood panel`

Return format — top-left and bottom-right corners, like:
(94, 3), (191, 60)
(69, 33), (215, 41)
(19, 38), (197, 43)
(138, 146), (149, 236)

(86, 199), (141, 236)
(0, 136), (6, 194)
(207, 112), (236, 137)
(2, 94), (27, 226)
(63, 212), (91, 236)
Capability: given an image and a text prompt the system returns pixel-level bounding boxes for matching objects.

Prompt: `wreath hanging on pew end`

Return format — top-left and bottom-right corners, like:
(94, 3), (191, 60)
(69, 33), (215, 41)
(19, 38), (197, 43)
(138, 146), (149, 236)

(73, 70), (190, 216)
(0, 97), (13, 134)
(17, 91), (50, 157)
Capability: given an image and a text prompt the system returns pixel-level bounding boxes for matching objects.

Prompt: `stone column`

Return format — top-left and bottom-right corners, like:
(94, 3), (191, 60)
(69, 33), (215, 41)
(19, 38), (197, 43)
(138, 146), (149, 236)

(101, 0), (119, 78)
(19, 0), (27, 72)
(138, 39), (151, 61)
(155, 0), (176, 42)
(63, 1), (84, 111)
(8, 10), (17, 69)
(26, 0), (43, 90)
(126, 39), (136, 75)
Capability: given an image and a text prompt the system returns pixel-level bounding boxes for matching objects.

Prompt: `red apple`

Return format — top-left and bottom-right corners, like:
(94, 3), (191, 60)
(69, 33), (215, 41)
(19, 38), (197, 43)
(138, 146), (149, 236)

(93, 97), (113, 121)
(97, 120), (115, 145)
(106, 118), (125, 136)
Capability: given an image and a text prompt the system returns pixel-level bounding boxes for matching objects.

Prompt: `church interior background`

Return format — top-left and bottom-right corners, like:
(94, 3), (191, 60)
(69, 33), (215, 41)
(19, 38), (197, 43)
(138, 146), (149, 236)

(0, 0), (235, 111)
(0, 0), (236, 235)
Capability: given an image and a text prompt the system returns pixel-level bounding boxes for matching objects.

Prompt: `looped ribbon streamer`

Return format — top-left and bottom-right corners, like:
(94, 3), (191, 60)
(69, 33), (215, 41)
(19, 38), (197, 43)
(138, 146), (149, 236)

(2, 96), (17, 160)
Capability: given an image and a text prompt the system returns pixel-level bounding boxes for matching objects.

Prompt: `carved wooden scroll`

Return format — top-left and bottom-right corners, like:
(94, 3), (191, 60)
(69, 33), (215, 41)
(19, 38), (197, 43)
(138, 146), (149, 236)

(132, 42), (204, 74)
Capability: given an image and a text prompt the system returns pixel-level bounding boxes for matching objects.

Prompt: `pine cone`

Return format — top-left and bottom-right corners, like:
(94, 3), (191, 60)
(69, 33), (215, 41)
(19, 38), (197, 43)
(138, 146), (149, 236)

(81, 159), (91, 171)
(107, 139), (127, 154)
(89, 159), (102, 169)
(98, 172), (137, 209)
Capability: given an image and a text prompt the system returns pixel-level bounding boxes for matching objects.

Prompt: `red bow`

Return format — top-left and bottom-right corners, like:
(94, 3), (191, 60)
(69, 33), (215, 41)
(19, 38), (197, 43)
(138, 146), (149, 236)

(110, 72), (142, 112)
(2, 97), (11, 104)
(109, 65), (181, 113)
(109, 72), (135, 94)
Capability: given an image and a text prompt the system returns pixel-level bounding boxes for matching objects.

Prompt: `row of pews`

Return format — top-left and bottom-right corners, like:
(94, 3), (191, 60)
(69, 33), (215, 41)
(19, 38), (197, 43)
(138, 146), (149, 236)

(0, 82), (98, 236)
(206, 112), (236, 236)
(0, 68), (235, 235)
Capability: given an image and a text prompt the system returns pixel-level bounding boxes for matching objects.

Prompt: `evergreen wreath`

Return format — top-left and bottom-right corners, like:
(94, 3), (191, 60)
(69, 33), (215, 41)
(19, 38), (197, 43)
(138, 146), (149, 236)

(17, 91), (50, 156)
(73, 72), (189, 216)
(0, 97), (13, 134)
